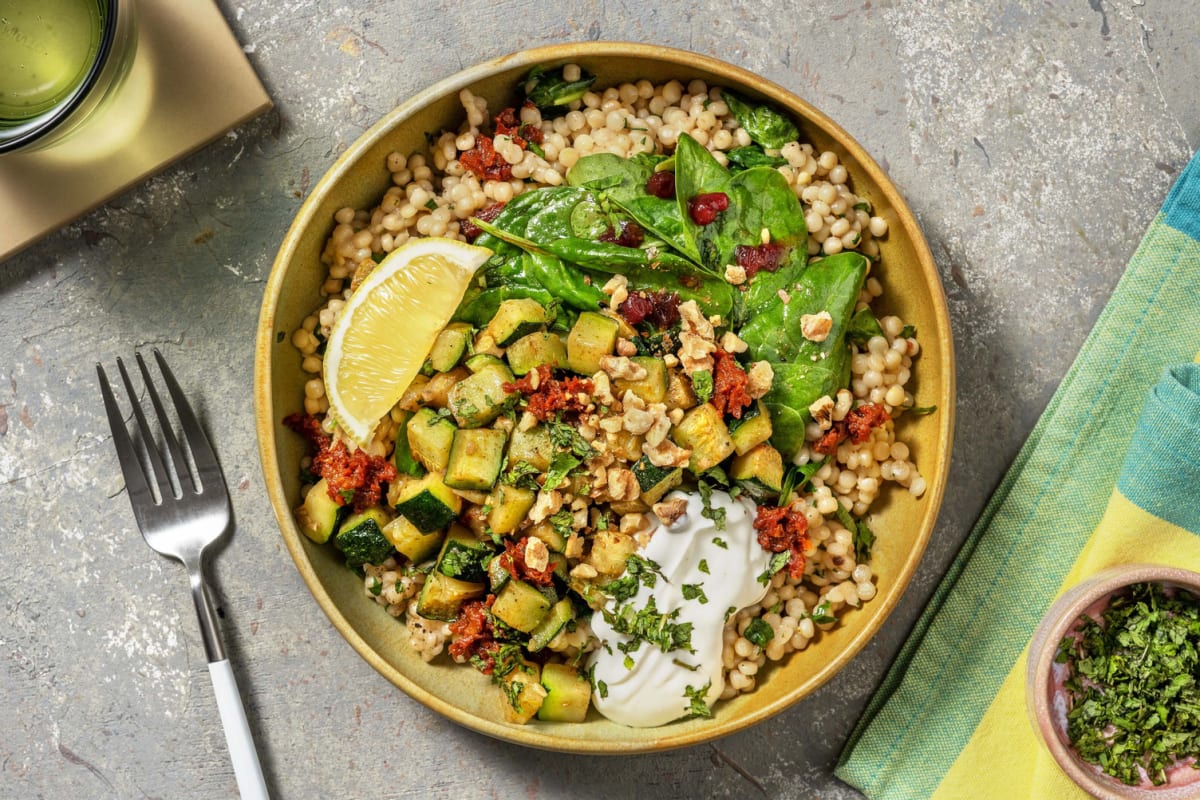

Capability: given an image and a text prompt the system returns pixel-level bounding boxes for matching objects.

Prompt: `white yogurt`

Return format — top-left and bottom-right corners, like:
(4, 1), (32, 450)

(588, 490), (774, 727)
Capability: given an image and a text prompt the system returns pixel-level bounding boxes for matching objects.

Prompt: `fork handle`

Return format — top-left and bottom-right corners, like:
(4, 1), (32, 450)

(209, 659), (270, 800)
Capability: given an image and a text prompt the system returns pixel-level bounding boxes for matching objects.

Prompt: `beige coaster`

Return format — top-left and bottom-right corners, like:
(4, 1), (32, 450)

(0, 0), (272, 261)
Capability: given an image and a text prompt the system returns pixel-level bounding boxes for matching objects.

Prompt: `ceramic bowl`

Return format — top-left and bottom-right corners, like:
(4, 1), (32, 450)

(255, 42), (955, 753)
(1026, 564), (1200, 799)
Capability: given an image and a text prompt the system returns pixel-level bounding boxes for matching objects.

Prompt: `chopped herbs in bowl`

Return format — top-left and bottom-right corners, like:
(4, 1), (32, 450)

(1028, 566), (1200, 799)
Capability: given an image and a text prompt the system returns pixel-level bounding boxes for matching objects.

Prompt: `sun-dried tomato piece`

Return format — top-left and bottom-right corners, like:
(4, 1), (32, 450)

(753, 504), (810, 580)
(734, 243), (787, 280)
(459, 135), (513, 182)
(711, 349), (754, 419)
(284, 413), (397, 511)
(448, 595), (498, 668)
(503, 365), (593, 422)
(687, 192), (729, 225)
(645, 170), (676, 198)
(499, 538), (556, 586)
(598, 221), (645, 248)
(811, 402), (891, 455)
(461, 201), (506, 242)
(617, 289), (681, 329)
(846, 402), (891, 443)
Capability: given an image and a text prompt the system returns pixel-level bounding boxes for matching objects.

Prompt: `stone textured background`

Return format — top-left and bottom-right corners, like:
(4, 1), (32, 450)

(2, 1), (1196, 798)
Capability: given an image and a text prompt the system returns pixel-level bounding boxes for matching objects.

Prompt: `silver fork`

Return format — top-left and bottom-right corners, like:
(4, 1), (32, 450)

(98, 350), (269, 800)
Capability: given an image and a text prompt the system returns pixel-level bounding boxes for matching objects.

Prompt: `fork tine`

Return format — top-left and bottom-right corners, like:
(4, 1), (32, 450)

(135, 352), (194, 494)
(117, 357), (175, 501)
(97, 364), (155, 511)
(152, 349), (225, 495)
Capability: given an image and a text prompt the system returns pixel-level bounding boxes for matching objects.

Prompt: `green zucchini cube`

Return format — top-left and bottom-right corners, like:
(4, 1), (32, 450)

(566, 311), (620, 375)
(393, 472), (462, 533)
(444, 428), (508, 491)
(486, 298), (547, 346)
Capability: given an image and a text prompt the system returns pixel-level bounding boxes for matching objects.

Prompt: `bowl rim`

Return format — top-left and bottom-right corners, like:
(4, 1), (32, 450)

(1026, 564), (1200, 799)
(254, 40), (956, 753)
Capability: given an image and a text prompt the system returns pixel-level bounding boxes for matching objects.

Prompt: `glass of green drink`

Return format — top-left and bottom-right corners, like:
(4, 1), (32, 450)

(0, 0), (137, 154)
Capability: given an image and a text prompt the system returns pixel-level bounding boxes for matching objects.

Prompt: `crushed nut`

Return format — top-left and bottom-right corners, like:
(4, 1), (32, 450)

(591, 370), (615, 406)
(615, 337), (638, 357)
(524, 537), (550, 572)
(777, 288), (792, 304)
(518, 410), (538, 432)
(809, 394), (835, 430)
(605, 467), (639, 501)
(622, 405), (656, 435)
(745, 360), (775, 399)
(644, 437), (691, 468)
(644, 409), (672, 447)
(565, 534), (585, 559)
(652, 497), (689, 527)
(724, 264), (747, 285)
(599, 355), (647, 382)
(720, 331), (748, 354)
(619, 512), (647, 536)
(570, 562), (598, 580)
(529, 489), (563, 523)
(668, 407), (685, 425)
(528, 368), (541, 390)
(801, 311), (834, 342)
(663, 353), (679, 368)
(679, 300), (715, 340)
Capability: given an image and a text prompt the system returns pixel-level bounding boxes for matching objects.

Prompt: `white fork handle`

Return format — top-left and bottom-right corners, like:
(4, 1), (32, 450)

(208, 660), (270, 800)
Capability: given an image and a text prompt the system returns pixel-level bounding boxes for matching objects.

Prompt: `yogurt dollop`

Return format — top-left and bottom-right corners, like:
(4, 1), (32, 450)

(588, 490), (773, 727)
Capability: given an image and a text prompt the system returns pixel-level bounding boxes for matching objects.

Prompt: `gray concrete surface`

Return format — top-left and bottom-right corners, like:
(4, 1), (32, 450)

(2, 1), (1196, 798)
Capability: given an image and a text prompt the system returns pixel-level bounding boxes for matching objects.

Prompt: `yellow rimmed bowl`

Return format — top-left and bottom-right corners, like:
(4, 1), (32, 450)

(255, 42), (955, 753)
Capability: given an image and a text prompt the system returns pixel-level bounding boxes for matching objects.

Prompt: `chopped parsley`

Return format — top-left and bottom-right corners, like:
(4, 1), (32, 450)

(712, 537), (728, 549)
(601, 554), (666, 603)
(368, 578), (382, 596)
(757, 551), (791, 585)
(548, 509), (575, 537)
(424, 198), (438, 211)
(681, 583), (708, 604)
(810, 601), (836, 625)
(907, 404), (938, 416)
(436, 545), (491, 583)
(698, 559), (710, 575)
(338, 488), (355, 504)
(597, 679), (609, 699)
(899, 324), (917, 338)
(501, 679), (526, 711)
(527, 141), (546, 159)
(779, 458), (824, 505)
(744, 618), (775, 647)
(1056, 582), (1200, 786)
(602, 596), (694, 655)
(697, 481), (727, 531)
(543, 451), (582, 491)
(725, 606), (737, 622)
(684, 682), (713, 718)
(547, 418), (596, 458)
(691, 370), (714, 403)
(501, 459), (541, 490)
(623, 654), (635, 670)
(836, 505), (876, 563)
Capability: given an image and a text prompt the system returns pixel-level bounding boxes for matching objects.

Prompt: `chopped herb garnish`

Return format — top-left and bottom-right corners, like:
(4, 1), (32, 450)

(602, 596), (694, 655)
(681, 583), (709, 604)
(528, 141), (546, 159)
(684, 682), (713, 718)
(502, 459), (541, 490)
(725, 606), (737, 622)
(899, 324), (917, 338)
(757, 551), (791, 585)
(623, 654), (635, 670)
(691, 370), (714, 403)
(543, 451), (581, 491)
(836, 505), (876, 563)
(906, 404), (938, 416)
(501, 679), (525, 711)
(601, 554), (665, 602)
(424, 198), (438, 211)
(744, 617), (775, 647)
(1056, 582), (1200, 786)
(549, 509), (575, 537)
(597, 679), (609, 698)
(368, 578), (382, 596)
(779, 458), (824, 505)
(672, 658), (701, 672)
(547, 418), (596, 458)
(338, 489), (355, 504)
(697, 481), (727, 531)
(713, 537), (728, 549)
(810, 601), (836, 625)
(698, 559), (710, 575)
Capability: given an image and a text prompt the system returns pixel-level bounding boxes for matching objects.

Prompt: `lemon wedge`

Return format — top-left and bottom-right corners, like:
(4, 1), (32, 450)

(322, 237), (492, 447)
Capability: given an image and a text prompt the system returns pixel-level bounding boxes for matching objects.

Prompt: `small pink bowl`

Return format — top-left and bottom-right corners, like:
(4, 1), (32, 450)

(1026, 564), (1200, 800)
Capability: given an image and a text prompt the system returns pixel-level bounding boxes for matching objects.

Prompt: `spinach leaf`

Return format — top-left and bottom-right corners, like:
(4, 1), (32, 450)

(568, 153), (699, 265)
(740, 252), (869, 457)
(523, 65), (596, 115)
(726, 145), (788, 170)
(674, 134), (807, 295)
(722, 92), (799, 149)
(846, 307), (886, 345)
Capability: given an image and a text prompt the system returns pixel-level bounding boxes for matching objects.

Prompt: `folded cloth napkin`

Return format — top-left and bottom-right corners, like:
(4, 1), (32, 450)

(836, 150), (1200, 800)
